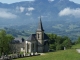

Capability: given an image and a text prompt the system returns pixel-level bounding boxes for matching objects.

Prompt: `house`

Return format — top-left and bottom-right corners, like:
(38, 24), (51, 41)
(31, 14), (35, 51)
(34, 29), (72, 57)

(11, 17), (49, 53)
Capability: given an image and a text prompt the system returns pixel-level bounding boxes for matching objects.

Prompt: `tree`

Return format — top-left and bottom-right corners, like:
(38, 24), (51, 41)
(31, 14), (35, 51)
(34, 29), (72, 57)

(62, 39), (72, 49)
(0, 30), (14, 55)
(76, 36), (80, 44)
(48, 34), (72, 51)
(47, 34), (57, 51)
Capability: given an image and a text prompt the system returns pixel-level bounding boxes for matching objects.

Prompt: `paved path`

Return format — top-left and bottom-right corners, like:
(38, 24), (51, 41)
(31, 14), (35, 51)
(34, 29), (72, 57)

(39, 53), (45, 55)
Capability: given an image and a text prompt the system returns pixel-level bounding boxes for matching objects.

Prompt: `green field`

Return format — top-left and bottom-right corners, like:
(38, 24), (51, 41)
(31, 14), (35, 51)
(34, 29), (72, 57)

(14, 44), (80, 60)
(14, 49), (80, 60)
(72, 44), (80, 49)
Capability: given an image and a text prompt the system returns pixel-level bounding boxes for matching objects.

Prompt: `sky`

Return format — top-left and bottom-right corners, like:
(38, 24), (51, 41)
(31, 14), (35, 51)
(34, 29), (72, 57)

(69, 0), (80, 4)
(0, 0), (80, 4)
(0, 0), (34, 4)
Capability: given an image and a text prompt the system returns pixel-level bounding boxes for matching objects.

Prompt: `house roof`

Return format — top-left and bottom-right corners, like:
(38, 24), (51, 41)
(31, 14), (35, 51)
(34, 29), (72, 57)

(11, 38), (25, 44)
(10, 40), (20, 44)
(37, 17), (44, 32)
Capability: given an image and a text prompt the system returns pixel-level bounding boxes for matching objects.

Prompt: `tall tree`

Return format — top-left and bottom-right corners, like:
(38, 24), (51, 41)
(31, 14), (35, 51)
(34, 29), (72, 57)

(0, 30), (14, 55)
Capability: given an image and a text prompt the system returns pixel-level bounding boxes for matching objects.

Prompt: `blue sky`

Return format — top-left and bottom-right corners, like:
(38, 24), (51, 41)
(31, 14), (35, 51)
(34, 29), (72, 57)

(0, 0), (80, 4)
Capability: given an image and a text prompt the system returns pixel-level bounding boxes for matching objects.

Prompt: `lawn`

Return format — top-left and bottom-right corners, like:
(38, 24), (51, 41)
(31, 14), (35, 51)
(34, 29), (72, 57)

(14, 49), (80, 60)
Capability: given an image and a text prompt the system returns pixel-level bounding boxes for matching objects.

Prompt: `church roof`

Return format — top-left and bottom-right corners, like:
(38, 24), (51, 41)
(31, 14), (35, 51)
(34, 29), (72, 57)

(37, 17), (44, 31)
(27, 33), (49, 41)
(44, 33), (49, 40)
(27, 34), (36, 41)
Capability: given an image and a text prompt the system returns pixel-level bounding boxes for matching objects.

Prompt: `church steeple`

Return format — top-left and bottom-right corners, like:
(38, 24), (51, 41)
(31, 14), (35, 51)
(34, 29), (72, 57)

(36, 16), (44, 53)
(37, 17), (44, 32)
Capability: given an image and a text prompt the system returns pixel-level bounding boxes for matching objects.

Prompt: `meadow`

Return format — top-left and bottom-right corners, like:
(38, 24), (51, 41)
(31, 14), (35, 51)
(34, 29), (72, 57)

(14, 49), (80, 60)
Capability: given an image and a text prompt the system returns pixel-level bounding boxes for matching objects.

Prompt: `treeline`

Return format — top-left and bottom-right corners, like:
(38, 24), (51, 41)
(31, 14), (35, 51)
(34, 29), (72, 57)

(48, 34), (72, 51)
(74, 36), (80, 44)
(4, 27), (30, 37)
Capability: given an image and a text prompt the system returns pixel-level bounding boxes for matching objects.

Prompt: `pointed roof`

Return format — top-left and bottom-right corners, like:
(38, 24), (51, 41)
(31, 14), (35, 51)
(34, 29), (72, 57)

(37, 17), (44, 31)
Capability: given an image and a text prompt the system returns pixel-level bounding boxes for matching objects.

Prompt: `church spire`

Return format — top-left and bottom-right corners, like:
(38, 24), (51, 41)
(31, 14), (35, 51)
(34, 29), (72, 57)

(37, 17), (44, 31)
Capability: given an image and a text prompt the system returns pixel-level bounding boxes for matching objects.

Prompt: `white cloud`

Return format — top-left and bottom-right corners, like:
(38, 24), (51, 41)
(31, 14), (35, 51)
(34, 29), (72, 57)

(16, 6), (25, 13)
(20, 6), (25, 12)
(27, 7), (35, 11)
(25, 13), (31, 16)
(59, 7), (80, 18)
(0, 8), (17, 19)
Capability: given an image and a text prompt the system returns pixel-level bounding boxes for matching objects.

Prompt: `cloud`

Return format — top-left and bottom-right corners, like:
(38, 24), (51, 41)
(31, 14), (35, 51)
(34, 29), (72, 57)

(27, 7), (35, 11)
(59, 7), (80, 18)
(0, 8), (17, 19)
(16, 6), (25, 13)
(19, 6), (25, 12)
(48, 0), (54, 2)
(25, 13), (31, 16)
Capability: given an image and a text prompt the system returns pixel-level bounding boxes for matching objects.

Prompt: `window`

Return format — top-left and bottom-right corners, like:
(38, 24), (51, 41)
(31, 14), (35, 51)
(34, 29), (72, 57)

(21, 48), (24, 51)
(27, 43), (29, 49)
(38, 33), (39, 39)
(32, 43), (34, 50)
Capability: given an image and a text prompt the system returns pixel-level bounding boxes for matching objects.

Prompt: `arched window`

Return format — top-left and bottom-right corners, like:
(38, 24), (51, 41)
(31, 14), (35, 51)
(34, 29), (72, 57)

(27, 43), (29, 53)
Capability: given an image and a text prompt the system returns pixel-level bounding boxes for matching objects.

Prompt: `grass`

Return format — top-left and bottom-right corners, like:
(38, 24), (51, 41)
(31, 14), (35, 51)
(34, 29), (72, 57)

(14, 49), (80, 60)
(14, 44), (80, 60)
(72, 43), (80, 49)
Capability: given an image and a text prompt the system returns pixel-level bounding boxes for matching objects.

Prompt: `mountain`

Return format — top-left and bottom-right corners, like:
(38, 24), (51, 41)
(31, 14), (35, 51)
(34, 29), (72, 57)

(0, 0), (80, 40)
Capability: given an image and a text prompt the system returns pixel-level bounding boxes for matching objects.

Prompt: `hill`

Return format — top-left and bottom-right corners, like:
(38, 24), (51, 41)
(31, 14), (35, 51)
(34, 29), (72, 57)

(0, 0), (80, 40)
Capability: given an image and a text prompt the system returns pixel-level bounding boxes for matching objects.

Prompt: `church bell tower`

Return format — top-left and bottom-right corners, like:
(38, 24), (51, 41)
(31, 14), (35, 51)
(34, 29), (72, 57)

(36, 17), (44, 53)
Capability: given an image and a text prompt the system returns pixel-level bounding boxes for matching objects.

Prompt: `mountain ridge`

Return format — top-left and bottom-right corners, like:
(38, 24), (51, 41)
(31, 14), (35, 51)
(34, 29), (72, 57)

(0, 0), (80, 40)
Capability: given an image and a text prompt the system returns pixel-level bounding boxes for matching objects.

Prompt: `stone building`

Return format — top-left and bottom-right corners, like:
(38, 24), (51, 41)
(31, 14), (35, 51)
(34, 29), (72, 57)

(11, 17), (49, 53)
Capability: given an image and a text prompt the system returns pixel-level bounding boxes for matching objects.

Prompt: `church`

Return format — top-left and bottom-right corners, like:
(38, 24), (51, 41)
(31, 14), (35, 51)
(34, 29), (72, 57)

(11, 17), (49, 53)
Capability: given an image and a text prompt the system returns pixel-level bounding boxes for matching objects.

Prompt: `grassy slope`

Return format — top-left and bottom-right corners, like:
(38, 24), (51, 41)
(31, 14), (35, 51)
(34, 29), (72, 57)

(72, 44), (80, 49)
(14, 49), (80, 60)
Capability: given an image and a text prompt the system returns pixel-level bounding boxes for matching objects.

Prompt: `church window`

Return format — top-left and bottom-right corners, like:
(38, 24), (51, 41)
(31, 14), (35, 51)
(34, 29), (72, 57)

(38, 33), (39, 39)
(32, 43), (34, 50)
(27, 43), (29, 49)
